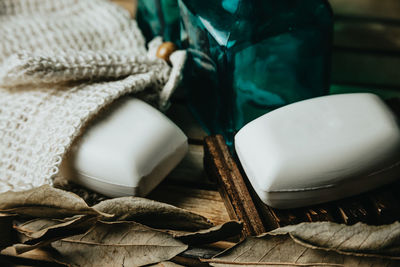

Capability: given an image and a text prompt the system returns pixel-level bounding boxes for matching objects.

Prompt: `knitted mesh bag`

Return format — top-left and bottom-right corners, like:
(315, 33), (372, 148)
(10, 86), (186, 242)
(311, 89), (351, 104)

(0, 0), (186, 192)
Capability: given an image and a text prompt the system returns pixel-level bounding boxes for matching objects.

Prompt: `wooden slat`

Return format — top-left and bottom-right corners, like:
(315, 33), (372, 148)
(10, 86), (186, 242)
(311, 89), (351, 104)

(204, 135), (272, 236)
(334, 20), (400, 52)
(330, 84), (400, 99)
(148, 184), (230, 225)
(335, 198), (373, 225)
(331, 51), (400, 87)
(329, 0), (400, 21)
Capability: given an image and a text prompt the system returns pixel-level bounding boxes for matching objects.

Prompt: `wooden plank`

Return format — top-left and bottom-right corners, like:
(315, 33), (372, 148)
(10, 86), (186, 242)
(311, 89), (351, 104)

(334, 20), (400, 52)
(331, 50), (400, 87)
(204, 135), (272, 236)
(148, 184), (230, 225)
(329, 0), (400, 21)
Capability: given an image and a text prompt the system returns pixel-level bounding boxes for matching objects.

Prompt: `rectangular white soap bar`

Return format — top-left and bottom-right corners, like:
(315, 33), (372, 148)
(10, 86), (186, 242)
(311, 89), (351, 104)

(62, 97), (188, 197)
(235, 93), (400, 209)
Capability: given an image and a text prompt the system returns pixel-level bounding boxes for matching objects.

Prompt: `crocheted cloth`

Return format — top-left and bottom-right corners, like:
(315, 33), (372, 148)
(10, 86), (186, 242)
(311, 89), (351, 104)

(0, 0), (186, 192)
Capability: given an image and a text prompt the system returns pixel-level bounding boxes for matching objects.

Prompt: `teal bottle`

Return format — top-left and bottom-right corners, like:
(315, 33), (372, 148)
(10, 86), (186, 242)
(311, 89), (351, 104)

(137, 0), (181, 44)
(179, 0), (333, 145)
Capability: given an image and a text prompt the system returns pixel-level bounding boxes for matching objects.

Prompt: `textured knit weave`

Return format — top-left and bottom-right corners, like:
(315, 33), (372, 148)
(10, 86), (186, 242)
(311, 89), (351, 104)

(0, 0), (186, 192)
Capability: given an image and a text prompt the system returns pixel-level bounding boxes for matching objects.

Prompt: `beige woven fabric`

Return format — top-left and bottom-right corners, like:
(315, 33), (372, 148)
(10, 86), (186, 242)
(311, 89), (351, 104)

(0, 0), (185, 192)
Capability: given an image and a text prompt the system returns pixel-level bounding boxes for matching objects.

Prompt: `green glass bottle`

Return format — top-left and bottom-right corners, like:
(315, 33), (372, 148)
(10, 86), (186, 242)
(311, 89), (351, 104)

(136, 0), (181, 44)
(179, 0), (333, 145)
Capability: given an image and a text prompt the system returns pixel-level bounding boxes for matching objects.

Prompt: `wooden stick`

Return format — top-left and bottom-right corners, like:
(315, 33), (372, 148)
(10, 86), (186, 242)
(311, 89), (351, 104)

(204, 135), (272, 236)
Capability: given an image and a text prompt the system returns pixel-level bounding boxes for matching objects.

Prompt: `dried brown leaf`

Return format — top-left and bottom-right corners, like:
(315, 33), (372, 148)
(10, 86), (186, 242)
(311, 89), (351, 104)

(13, 215), (98, 254)
(15, 215), (94, 240)
(0, 185), (111, 218)
(148, 261), (184, 267)
(205, 235), (400, 266)
(204, 223), (400, 267)
(174, 221), (243, 245)
(51, 221), (188, 267)
(93, 197), (213, 231)
(272, 221), (400, 259)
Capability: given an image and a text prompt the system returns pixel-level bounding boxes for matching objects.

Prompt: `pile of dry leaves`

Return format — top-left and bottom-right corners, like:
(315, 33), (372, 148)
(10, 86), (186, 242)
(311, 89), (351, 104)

(0, 185), (399, 266)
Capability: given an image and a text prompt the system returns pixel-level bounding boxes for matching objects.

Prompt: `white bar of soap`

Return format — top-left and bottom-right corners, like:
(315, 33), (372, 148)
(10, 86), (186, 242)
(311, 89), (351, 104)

(62, 98), (188, 197)
(235, 93), (400, 209)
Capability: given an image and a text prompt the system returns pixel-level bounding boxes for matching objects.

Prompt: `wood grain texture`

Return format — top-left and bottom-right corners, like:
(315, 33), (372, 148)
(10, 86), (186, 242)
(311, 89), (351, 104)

(148, 184), (230, 225)
(329, 0), (400, 21)
(332, 51), (400, 87)
(204, 135), (272, 236)
(334, 20), (400, 52)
